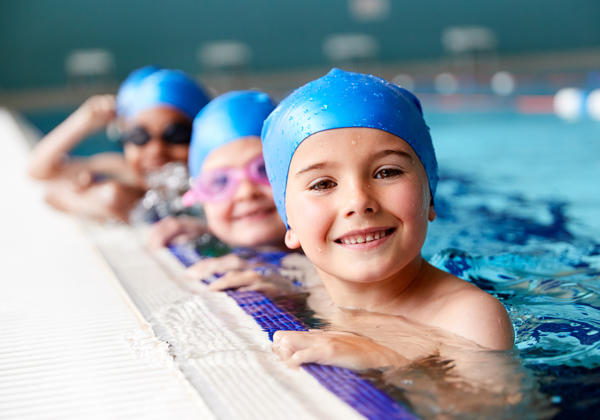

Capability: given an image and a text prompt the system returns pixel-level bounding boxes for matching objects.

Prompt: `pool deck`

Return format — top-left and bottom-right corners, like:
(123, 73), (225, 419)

(0, 108), (362, 419)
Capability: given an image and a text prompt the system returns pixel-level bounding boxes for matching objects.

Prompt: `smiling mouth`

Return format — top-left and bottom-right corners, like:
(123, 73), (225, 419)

(335, 228), (396, 245)
(233, 207), (276, 221)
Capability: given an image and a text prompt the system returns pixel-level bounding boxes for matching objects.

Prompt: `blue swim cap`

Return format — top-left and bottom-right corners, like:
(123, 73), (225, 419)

(261, 68), (438, 227)
(188, 90), (276, 179)
(127, 69), (211, 121)
(116, 66), (161, 117)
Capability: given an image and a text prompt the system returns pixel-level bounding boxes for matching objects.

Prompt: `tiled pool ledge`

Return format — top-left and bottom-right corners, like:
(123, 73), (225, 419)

(0, 108), (372, 419)
(0, 108), (212, 419)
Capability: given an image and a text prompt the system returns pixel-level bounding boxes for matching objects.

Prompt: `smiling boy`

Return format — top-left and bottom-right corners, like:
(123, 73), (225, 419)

(261, 69), (514, 370)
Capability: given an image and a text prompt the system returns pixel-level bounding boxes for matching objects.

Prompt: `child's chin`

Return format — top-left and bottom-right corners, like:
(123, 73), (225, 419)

(334, 266), (390, 284)
(232, 228), (282, 248)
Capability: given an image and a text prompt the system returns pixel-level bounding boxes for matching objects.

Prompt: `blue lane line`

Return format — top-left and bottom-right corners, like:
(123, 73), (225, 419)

(168, 243), (417, 420)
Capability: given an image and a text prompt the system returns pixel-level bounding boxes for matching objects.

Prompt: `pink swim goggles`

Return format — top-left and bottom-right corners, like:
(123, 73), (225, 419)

(182, 155), (270, 205)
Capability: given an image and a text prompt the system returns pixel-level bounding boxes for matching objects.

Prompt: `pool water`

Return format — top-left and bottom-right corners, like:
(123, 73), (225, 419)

(421, 112), (600, 418)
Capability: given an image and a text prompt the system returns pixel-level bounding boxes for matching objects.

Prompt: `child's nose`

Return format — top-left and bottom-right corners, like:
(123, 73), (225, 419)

(343, 182), (378, 218)
(233, 177), (263, 200)
(143, 137), (168, 157)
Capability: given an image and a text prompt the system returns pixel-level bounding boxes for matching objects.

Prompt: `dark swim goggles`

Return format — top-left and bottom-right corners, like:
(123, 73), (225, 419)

(121, 122), (192, 146)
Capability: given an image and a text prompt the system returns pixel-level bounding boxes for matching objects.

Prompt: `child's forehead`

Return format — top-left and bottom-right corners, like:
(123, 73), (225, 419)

(202, 136), (262, 171)
(130, 105), (189, 128)
(292, 127), (414, 162)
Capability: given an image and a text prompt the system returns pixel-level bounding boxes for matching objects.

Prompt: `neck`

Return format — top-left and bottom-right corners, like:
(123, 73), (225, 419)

(317, 255), (429, 313)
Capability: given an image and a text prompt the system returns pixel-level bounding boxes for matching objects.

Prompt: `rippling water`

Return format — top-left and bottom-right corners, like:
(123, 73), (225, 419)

(418, 112), (600, 418)
(277, 113), (600, 418)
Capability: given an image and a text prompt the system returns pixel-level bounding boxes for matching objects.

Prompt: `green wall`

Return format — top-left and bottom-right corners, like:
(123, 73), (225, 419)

(1, 0), (599, 90)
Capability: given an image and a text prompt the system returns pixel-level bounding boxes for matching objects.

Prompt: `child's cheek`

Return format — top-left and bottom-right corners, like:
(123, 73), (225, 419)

(296, 195), (332, 238)
(123, 145), (142, 175)
(204, 201), (233, 234)
(393, 183), (428, 219)
(166, 144), (189, 163)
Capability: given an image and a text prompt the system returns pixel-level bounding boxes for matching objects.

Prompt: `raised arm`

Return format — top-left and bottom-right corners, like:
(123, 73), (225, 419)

(28, 95), (116, 180)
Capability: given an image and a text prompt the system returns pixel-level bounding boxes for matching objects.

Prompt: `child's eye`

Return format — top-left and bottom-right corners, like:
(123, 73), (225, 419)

(374, 167), (403, 179)
(309, 179), (337, 191)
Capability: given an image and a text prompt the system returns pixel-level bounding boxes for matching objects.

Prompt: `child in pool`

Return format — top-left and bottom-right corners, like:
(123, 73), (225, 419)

(28, 67), (210, 222)
(148, 91), (291, 294)
(260, 69), (514, 370)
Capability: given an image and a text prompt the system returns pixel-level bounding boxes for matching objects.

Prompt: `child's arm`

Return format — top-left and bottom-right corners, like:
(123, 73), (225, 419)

(147, 216), (209, 249)
(28, 95), (116, 180)
(44, 178), (144, 222)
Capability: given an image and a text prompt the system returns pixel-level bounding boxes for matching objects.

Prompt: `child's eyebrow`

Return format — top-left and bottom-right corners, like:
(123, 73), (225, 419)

(294, 150), (413, 176)
(374, 149), (414, 162)
(294, 162), (330, 177)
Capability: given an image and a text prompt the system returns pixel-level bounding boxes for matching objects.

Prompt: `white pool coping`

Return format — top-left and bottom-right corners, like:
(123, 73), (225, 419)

(0, 108), (363, 420)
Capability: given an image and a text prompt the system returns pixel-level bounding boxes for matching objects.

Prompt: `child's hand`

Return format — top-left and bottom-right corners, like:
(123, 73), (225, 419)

(72, 95), (116, 134)
(185, 254), (250, 280)
(147, 216), (208, 249)
(207, 269), (297, 298)
(272, 330), (408, 371)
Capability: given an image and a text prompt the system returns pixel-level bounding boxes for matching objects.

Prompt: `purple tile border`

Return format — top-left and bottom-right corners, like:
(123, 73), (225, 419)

(169, 243), (417, 420)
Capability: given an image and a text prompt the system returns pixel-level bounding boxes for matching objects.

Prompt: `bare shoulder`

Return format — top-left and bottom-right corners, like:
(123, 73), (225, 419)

(430, 268), (514, 350)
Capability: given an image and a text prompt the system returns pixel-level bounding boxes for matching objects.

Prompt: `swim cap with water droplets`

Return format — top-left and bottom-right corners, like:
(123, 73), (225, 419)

(261, 68), (438, 227)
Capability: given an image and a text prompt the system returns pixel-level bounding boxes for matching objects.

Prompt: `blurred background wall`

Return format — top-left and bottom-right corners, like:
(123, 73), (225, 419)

(1, 0), (599, 113)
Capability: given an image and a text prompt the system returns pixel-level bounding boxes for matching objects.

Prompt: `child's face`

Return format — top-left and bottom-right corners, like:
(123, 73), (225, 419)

(202, 137), (286, 247)
(123, 106), (190, 176)
(284, 127), (436, 285)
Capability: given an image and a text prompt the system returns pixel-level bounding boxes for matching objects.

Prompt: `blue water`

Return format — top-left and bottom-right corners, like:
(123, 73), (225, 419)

(422, 112), (600, 417)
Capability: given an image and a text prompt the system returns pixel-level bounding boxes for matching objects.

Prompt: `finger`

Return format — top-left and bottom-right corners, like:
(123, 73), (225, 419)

(308, 329), (356, 338)
(208, 271), (258, 291)
(272, 341), (295, 362)
(237, 282), (271, 292)
(74, 170), (93, 190)
(219, 254), (249, 271)
(185, 254), (248, 279)
(188, 256), (229, 278)
(147, 218), (181, 249)
(100, 95), (116, 113)
(289, 347), (322, 368)
(171, 233), (199, 245)
(185, 260), (214, 279)
(272, 330), (318, 351)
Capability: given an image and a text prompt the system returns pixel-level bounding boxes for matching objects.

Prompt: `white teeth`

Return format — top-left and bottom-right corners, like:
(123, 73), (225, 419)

(340, 230), (388, 245)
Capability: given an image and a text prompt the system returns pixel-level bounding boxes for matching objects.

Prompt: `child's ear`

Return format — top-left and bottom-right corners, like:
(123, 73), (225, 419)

(428, 204), (436, 221)
(284, 229), (301, 249)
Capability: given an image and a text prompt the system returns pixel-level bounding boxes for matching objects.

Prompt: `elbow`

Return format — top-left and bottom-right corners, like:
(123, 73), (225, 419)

(27, 161), (47, 180)
(27, 157), (56, 180)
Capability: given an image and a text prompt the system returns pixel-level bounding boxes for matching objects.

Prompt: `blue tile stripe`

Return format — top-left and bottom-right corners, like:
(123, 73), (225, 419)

(168, 243), (417, 420)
